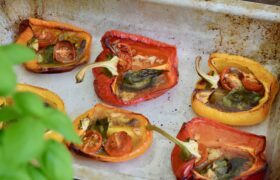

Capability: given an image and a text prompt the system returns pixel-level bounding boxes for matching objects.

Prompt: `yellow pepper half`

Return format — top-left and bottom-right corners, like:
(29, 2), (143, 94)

(192, 53), (279, 126)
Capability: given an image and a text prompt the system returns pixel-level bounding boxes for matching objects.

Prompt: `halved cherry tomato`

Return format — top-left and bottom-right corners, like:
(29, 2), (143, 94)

(80, 130), (102, 155)
(106, 39), (133, 72)
(220, 67), (243, 91)
(104, 131), (133, 157)
(34, 29), (57, 48)
(242, 73), (263, 92)
(54, 40), (76, 63)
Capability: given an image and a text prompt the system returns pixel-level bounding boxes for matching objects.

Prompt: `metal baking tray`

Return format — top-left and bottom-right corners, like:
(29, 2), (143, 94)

(1, 0), (280, 179)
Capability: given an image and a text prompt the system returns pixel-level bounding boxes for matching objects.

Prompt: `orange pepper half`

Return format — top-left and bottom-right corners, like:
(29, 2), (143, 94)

(16, 18), (92, 73)
(69, 103), (153, 162)
(192, 53), (279, 126)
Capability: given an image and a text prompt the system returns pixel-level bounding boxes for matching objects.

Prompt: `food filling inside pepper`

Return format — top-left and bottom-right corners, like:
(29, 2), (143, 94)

(195, 148), (253, 180)
(76, 37), (172, 102)
(27, 27), (86, 65)
(76, 110), (147, 157)
(195, 58), (264, 112)
(106, 38), (171, 101)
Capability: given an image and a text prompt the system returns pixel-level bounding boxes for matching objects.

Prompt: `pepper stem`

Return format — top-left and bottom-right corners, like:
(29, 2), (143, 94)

(75, 56), (119, 83)
(195, 56), (219, 89)
(147, 124), (200, 160)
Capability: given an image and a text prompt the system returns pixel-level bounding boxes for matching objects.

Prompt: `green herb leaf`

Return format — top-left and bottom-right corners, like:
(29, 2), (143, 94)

(39, 45), (54, 64)
(41, 108), (80, 144)
(27, 38), (39, 51)
(40, 140), (73, 180)
(0, 61), (16, 96)
(0, 106), (20, 122)
(2, 117), (45, 165)
(221, 87), (261, 111)
(0, 44), (35, 64)
(27, 164), (47, 180)
(91, 118), (109, 138)
(0, 130), (4, 169)
(122, 69), (164, 91)
(13, 92), (45, 117)
(0, 167), (30, 180)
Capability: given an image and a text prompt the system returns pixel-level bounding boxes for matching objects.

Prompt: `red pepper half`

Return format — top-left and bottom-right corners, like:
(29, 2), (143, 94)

(171, 118), (266, 179)
(92, 30), (178, 106)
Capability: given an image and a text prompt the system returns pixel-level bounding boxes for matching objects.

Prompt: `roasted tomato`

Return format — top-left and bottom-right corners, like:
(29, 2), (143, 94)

(104, 131), (133, 157)
(76, 30), (178, 106)
(220, 67), (243, 91)
(34, 29), (57, 48)
(192, 53), (279, 126)
(242, 72), (263, 92)
(69, 103), (152, 162)
(16, 18), (92, 73)
(54, 40), (76, 63)
(220, 67), (263, 92)
(171, 118), (267, 180)
(80, 130), (102, 155)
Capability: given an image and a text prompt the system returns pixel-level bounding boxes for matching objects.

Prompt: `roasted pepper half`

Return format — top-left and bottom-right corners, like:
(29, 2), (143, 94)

(69, 103), (153, 162)
(1, 84), (64, 141)
(192, 53), (279, 126)
(16, 18), (92, 73)
(171, 118), (267, 180)
(76, 30), (178, 106)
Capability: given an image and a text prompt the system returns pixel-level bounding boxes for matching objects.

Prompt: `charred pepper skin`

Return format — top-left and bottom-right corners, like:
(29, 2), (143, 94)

(93, 30), (179, 106)
(16, 18), (92, 73)
(192, 53), (279, 126)
(171, 118), (267, 180)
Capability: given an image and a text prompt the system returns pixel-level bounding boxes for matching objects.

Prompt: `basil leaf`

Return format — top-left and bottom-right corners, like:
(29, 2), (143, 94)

(40, 140), (73, 180)
(0, 130), (4, 171)
(0, 44), (35, 64)
(0, 106), (20, 121)
(39, 45), (54, 64)
(0, 167), (30, 180)
(91, 118), (109, 138)
(0, 61), (16, 96)
(41, 108), (80, 144)
(2, 117), (45, 165)
(13, 92), (45, 117)
(27, 164), (47, 180)
(221, 87), (261, 111)
(122, 69), (164, 91)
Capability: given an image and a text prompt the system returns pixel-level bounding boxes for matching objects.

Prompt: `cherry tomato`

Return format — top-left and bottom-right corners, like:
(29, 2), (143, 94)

(109, 40), (133, 72)
(242, 73), (263, 92)
(104, 131), (133, 157)
(53, 40), (76, 63)
(80, 130), (102, 155)
(34, 29), (57, 48)
(220, 67), (243, 91)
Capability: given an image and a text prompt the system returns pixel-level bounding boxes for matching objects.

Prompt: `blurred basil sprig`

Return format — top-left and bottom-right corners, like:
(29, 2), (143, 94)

(0, 44), (80, 180)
